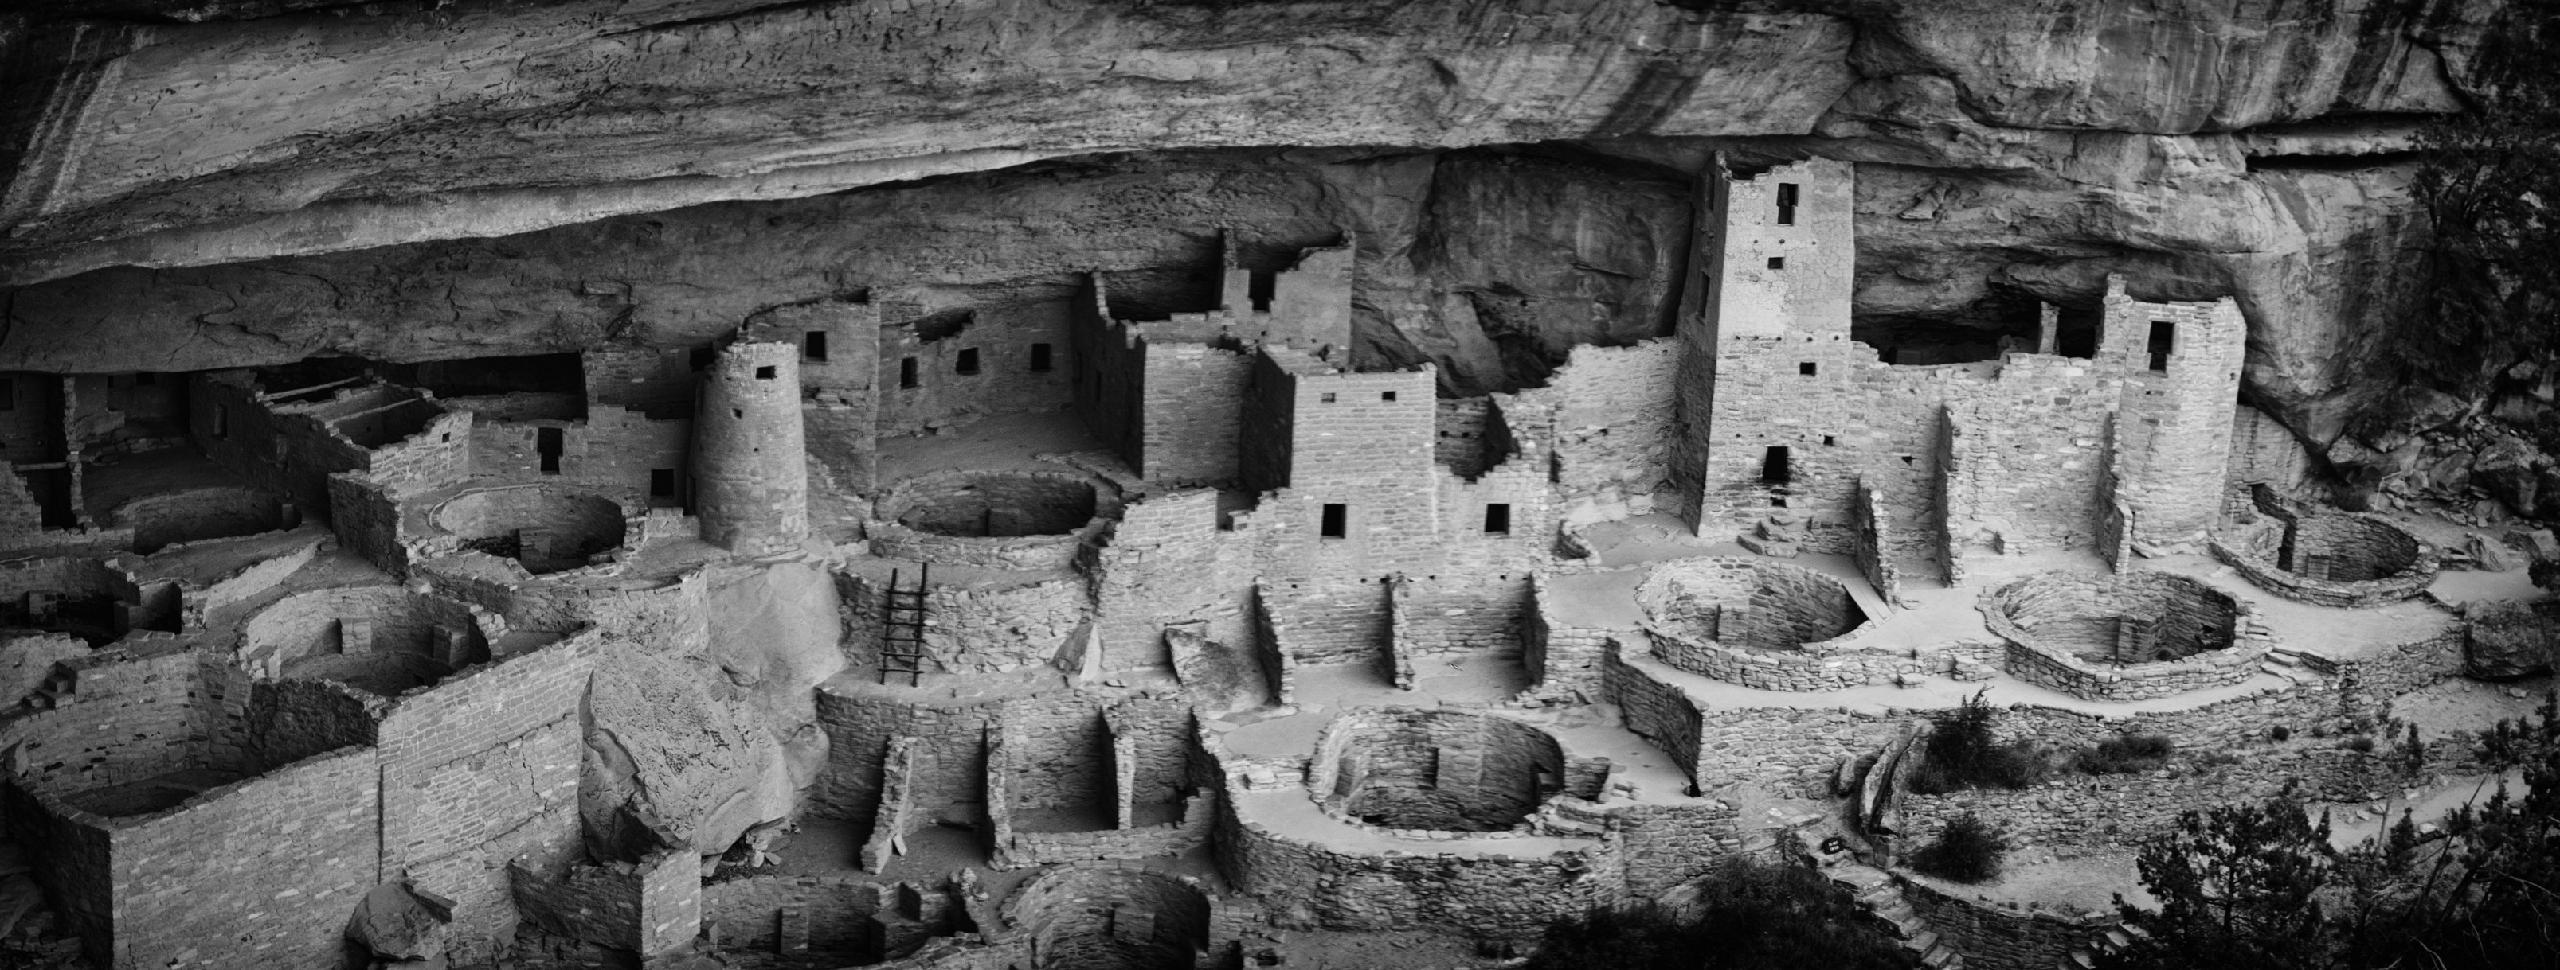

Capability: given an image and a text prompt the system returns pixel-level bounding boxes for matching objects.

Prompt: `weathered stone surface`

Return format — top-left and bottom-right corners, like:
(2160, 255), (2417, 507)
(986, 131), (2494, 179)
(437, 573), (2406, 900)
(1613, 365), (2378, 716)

(344, 882), (453, 962)
(581, 648), (794, 859)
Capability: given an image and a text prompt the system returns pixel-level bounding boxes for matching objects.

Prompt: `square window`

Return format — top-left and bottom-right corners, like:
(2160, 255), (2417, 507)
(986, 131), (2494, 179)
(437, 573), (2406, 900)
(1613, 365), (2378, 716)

(804, 331), (829, 362)
(957, 348), (981, 375)
(1767, 256), (1786, 270)
(1483, 503), (1511, 536)
(1320, 392), (1337, 404)
(755, 365), (777, 380)
(1381, 391), (1397, 402)
(1320, 503), (1348, 539)
(650, 469), (677, 497)
(1823, 435), (1836, 446)
(1030, 343), (1054, 372)
(1799, 362), (1817, 376)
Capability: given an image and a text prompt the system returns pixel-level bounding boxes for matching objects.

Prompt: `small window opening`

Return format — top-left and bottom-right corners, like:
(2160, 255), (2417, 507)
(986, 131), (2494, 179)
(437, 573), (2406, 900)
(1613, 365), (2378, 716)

(1381, 391), (1397, 402)
(1767, 256), (1786, 270)
(1030, 343), (1054, 372)
(1320, 503), (1348, 539)
(650, 468), (676, 498)
(1320, 392), (1336, 403)
(899, 357), (919, 388)
(754, 365), (777, 380)
(1483, 503), (1512, 535)
(2146, 320), (2175, 372)
(1799, 362), (1817, 376)
(1249, 270), (1278, 313)
(956, 348), (980, 375)
(212, 403), (229, 438)
(537, 426), (564, 474)
(1776, 183), (1799, 225)
(804, 331), (829, 362)
(1822, 435), (1836, 446)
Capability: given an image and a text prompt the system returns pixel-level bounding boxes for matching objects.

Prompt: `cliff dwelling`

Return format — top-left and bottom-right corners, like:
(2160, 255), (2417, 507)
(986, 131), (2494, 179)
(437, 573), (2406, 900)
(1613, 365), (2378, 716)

(0, 3), (2556, 970)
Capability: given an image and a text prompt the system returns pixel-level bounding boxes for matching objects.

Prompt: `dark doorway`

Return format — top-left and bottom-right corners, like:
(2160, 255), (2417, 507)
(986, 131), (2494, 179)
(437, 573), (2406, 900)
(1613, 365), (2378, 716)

(1760, 446), (1791, 486)
(2147, 321), (2175, 371)
(1320, 503), (1348, 539)
(537, 427), (563, 474)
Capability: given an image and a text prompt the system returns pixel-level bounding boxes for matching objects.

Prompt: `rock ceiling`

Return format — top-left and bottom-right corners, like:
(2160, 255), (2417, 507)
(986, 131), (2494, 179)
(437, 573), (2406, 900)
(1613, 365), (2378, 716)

(0, 0), (2500, 451)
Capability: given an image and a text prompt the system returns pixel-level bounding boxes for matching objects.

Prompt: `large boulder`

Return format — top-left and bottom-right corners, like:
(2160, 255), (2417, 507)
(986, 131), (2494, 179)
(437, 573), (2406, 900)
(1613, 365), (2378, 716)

(2463, 600), (2560, 680)
(344, 882), (454, 962)
(580, 649), (794, 860)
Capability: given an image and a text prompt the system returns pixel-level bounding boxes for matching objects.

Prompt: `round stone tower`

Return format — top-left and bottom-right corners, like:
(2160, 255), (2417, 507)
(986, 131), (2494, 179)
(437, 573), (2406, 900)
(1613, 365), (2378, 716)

(692, 340), (810, 553)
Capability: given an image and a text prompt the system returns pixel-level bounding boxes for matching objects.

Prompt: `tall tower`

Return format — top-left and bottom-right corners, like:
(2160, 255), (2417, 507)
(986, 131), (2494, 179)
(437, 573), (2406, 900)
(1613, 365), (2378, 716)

(2097, 277), (2246, 553)
(693, 340), (810, 554)
(1671, 155), (1858, 530)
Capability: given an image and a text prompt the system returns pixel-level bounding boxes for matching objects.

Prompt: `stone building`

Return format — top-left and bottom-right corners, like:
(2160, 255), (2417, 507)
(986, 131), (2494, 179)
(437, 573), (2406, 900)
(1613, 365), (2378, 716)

(0, 153), (2491, 970)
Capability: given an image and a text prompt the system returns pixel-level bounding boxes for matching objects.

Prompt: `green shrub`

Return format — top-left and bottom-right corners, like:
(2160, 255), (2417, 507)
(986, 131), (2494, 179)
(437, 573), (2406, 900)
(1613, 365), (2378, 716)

(1911, 813), (2007, 884)
(1907, 690), (2047, 793)
(2072, 734), (2176, 775)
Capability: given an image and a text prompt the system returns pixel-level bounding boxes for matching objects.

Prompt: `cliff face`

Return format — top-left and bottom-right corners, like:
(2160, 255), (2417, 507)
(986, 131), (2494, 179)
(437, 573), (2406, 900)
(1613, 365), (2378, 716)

(0, 0), (2515, 497)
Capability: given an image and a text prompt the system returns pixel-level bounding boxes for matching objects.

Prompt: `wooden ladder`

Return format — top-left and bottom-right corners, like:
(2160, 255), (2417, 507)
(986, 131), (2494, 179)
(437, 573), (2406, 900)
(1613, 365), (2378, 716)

(879, 564), (931, 687)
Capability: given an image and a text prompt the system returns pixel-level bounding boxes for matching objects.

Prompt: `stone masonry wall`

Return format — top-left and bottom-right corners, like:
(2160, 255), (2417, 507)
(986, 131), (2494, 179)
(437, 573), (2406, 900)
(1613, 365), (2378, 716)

(469, 405), (688, 509)
(108, 746), (379, 970)
(1, 783), (112, 963)
(1088, 489), (1257, 672)
(375, 632), (596, 959)
(1515, 340), (1679, 527)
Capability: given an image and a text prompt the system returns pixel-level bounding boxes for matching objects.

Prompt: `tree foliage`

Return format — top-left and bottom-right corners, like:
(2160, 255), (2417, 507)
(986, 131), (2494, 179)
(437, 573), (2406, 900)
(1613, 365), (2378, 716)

(2388, 0), (2560, 397)
(2102, 692), (2560, 970)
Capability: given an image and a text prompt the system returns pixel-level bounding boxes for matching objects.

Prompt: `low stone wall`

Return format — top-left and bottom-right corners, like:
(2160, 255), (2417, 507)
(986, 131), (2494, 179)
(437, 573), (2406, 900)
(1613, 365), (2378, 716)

(1981, 571), (2271, 701)
(1647, 628), (1997, 692)
(1216, 793), (1602, 936)
(702, 874), (965, 961)
(996, 791), (1216, 868)
(1899, 746), (2421, 852)
(509, 849), (700, 958)
(1901, 875), (2113, 970)
(105, 485), (290, 554)
(862, 736), (923, 873)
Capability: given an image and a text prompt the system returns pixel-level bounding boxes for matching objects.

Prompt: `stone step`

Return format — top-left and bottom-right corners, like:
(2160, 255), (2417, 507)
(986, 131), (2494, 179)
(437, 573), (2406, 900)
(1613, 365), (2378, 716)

(2104, 928), (2133, 950)
(2066, 948), (2096, 969)
(1921, 942), (1962, 968)
(1739, 534), (1800, 558)
(2260, 663), (2307, 682)
(1902, 928), (1938, 952)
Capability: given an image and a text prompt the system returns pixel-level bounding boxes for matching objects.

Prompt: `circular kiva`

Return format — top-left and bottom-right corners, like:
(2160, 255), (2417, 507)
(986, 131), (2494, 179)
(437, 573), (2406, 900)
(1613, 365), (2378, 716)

(1308, 708), (1571, 833)
(432, 485), (628, 574)
(879, 470), (1102, 538)
(1636, 556), (1869, 654)
(1006, 866), (1212, 970)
